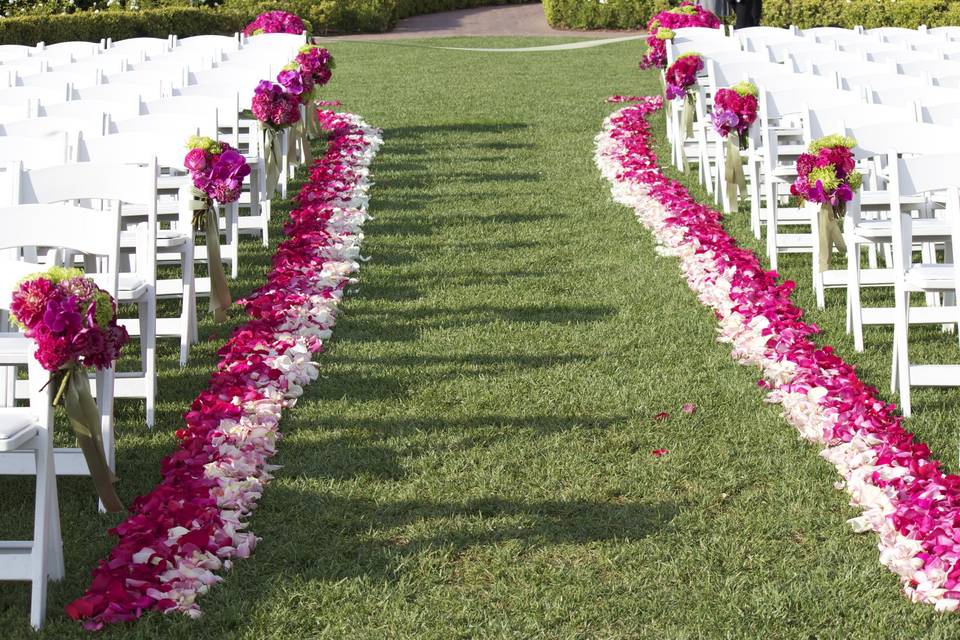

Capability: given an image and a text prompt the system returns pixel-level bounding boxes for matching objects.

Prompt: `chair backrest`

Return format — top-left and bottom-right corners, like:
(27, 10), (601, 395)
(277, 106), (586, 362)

(765, 41), (833, 64)
(72, 83), (152, 103)
(40, 40), (103, 59)
(786, 49), (859, 73)
(42, 97), (139, 123)
(758, 73), (836, 91)
(761, 86), (860, 120)
(174, 33), (240, 52)
(18, 70), (98, 91)
(0, 114), (104, 139)
(79, 130), (188, 170)
(107, 112), (214, 136)
(106, 37), (170, 58)
(919, 101), (960, 126)
(0, 84), (66, 107)
(0, 102), (31, 122)
(850, 122), (960, 160)
(802, 26), (862, 41)
(142, 94), (239, 144)
(806, 103), (914, 141)
(708, 59), (784, 87)
(868, 26), (942, 45)
(865, 49), (939, 65)
(899, 59), (960, 78)
(49, 56), (127, 76)
(813, 59), (897, 79)
(872, 85), (960, 107)
(0, 133), (71, 171)
(18, 160), (156, 288)
(930, 26), (960, 41)
(848, 74), (927, 95)
(0, 44), (35, 62)
(242, 31), (307, 49)
(102, 69), (181, 95)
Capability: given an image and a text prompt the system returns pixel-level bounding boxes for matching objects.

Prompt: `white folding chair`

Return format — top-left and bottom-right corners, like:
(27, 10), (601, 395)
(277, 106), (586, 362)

(0, 263), (62, 629)
(842, 125), (960, 351)
(887, 153), (960, 416)
(80, 132), (198, 365)
(12, 162), (158, 428)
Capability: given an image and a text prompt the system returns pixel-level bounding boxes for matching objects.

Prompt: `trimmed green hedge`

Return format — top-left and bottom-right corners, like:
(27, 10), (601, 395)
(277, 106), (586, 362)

(763, 0), (960, 29)
(222, 0), (397, 34)
(542, 0), (669, 30)
(0, 7), (251, 45)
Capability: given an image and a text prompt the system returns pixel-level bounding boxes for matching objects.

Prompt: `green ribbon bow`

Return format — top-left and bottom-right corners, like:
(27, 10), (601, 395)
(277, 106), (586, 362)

(680, 93), (695, 172)
(724, 135), (748, 211)
(55, 367), (124, 512)
(263, 126), (283, 197)
(817, 203), (847, 272)
(191, 192), (232, 322)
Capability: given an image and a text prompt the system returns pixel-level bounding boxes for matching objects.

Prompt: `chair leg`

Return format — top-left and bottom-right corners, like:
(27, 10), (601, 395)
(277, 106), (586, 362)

(138, 294), (156, 429)
(180, 247), (195, 367)
(765, 180), (779, 271)
(229, 206), (239, 280)
(747, 161), (761, 238)
(96, 371), (116, 514)
(894, 289), (912, 417)
(29, 442), (53, 630)
(46, 473), (63, 581)
(849, 242), (866, 352)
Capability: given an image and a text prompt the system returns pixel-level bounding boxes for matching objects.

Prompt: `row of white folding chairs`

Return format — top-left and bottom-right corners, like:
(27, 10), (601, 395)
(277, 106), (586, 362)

(0, 159), (158, 628)
(0, 31), (305, 67)
(667, 34), (960, 416)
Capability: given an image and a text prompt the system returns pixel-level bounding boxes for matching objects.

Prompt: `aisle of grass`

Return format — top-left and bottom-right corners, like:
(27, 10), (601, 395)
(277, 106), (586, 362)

(5, 37), (960, 638)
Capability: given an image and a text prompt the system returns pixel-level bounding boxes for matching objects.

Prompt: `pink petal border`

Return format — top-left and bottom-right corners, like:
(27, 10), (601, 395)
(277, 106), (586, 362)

(66, 110), (382, 629)
(596, 97), (960, 611)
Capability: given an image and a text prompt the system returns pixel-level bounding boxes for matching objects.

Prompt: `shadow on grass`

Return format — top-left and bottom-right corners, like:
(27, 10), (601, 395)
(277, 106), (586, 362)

(253, 488), (678, 583)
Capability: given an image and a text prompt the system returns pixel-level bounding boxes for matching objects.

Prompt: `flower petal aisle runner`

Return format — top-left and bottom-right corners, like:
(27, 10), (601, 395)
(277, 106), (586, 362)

(596, 97), (960, 612)
(66, 110), (383, 629)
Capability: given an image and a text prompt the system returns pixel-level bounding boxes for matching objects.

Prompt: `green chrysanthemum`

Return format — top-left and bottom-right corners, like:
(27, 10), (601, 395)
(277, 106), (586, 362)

(848, 171), (863, 192)
(282, 62), (299, 71)
(809, 134), (856, 153)
(656, 28), (676, 40)
(677, 51), (701, 60)
(731, 81), (758, 97)
(186, 135), (221, 154)
(672, 5), (698, 15)
(92, 290), (115, 328)
(19, 266), (84, 286)
(808, 167), (840, 192)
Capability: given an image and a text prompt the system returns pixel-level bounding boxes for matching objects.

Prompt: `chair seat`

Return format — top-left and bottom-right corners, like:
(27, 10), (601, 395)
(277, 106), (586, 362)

(90, 273), (148, 300)
(904, 263), (958, 290)
(860, 191), (927, 207)
(120, 228), (189, 249)
(0, 410), (38, 452)
(853, 217), (952, 240)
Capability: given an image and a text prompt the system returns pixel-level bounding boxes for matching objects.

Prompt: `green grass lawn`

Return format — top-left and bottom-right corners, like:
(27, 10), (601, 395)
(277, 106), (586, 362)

(5, 36), (960, 638)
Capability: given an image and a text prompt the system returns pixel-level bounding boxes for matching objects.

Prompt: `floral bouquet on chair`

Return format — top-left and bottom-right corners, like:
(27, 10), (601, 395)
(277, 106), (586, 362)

(665, 52), (703, 101)
(10, 266), (129, 511)
(712, 81), (758, 210)
(252, 80), (302, 130)
(640, 1), (721, 69)
(665, 52), (703, 148)
(243, 10), (309, 36)
(295, 45), (334, 88)
(791, 135), (863, 271)
(184, 136), (250, 321)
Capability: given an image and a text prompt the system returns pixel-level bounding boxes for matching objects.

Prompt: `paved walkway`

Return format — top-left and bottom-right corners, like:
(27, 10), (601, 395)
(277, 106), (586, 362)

(330, 3), (643, 40)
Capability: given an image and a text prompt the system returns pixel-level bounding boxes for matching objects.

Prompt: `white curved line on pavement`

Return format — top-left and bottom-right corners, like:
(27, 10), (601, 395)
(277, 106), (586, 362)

(324, 35), (644, 52)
